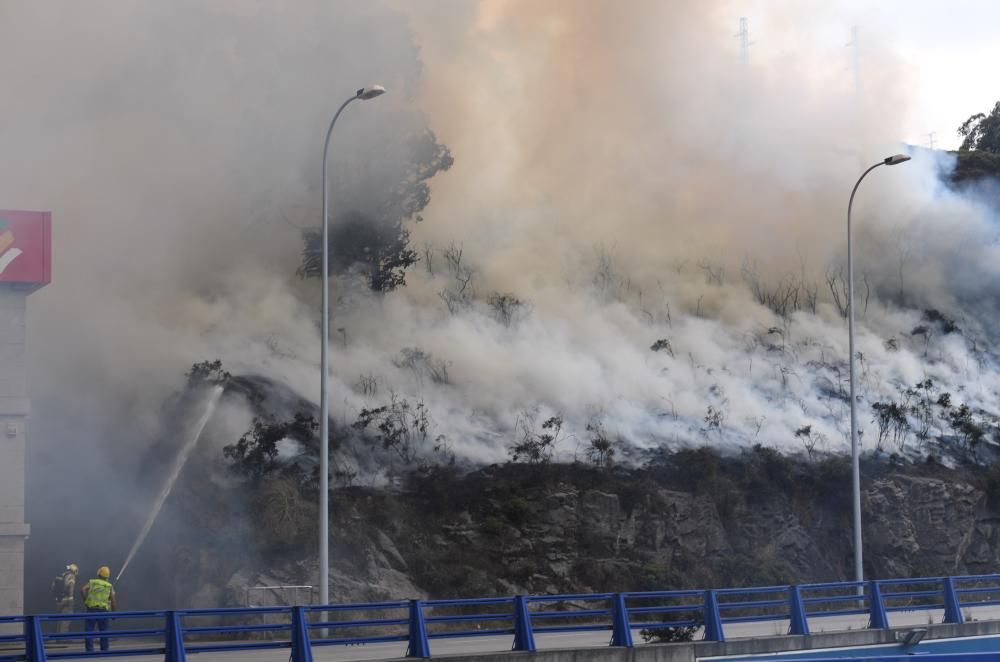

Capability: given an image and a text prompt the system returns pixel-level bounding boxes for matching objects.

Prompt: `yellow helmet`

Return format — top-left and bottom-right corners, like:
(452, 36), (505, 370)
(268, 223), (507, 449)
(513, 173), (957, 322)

(97, 566), (110, 579)
(67, 563), (79, 573)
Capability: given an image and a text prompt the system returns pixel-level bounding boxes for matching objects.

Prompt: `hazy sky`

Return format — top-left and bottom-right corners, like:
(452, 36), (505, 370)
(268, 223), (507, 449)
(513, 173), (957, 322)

(735, 0), (1000, 149)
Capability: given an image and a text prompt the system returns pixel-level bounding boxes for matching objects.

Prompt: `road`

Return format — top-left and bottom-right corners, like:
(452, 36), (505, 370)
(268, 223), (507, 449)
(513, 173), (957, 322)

(36, 605), (1000, 662)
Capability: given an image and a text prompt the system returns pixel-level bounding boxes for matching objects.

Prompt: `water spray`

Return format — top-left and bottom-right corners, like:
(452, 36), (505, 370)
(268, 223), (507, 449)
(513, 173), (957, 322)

(116, 384), (225, 583)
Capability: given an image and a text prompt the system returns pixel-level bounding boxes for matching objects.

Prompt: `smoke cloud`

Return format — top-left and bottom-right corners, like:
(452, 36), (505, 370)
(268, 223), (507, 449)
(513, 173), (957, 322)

(2, 0), (433, 610)
(2, 0), (999, 609)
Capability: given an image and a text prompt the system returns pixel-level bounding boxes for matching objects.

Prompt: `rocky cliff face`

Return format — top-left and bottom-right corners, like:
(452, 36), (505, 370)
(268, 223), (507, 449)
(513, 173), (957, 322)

(131, 448), (1000, 609)
(865, 473), (997, 578)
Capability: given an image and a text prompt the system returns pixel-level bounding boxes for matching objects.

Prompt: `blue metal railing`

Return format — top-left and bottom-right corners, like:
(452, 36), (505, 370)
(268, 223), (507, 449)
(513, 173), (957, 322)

(4, 572), (1000, 661)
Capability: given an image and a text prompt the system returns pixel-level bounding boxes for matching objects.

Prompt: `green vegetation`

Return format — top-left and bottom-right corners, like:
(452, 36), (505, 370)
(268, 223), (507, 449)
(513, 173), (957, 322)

(951, 99), (1000, 185)
(186, 359), (231, 387)
(951, 149), (1000, 184)
(958, 101), (1000, 153)
(222, 413), (317, 480)
(640, 622), (700, 643)
(352, 394), (447, 464)
(298, 130), (453, 293)
(507, 414), (563, 463)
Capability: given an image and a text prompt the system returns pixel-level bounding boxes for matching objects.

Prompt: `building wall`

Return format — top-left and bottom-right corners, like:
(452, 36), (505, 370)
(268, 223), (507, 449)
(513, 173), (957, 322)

(0, 285), (30, 617)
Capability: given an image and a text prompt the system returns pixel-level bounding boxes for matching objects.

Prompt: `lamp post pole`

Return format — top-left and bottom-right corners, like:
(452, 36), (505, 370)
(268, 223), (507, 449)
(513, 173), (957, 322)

(319, 85), (385, 608)
(847, 153), (911, 585)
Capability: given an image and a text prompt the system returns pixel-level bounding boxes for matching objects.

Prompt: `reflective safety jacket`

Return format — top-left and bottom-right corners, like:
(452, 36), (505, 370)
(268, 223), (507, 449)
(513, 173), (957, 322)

(84, 578), (113, 610)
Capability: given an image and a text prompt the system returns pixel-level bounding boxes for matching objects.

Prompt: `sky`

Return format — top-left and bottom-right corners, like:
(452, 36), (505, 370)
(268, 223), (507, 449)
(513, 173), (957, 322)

(736, 0), (1000, 149)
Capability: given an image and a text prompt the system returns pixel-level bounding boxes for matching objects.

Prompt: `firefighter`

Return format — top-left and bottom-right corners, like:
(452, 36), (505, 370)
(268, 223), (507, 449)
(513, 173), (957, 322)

(50, 563), (79, 633)
(80, 566), (117, 652)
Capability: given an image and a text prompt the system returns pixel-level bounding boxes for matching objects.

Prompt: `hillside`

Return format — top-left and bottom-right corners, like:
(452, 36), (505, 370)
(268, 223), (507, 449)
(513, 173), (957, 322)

(30, 147), (1000, 615)
(118, 433), (1000, 610)
(16, 4), (1000, 625)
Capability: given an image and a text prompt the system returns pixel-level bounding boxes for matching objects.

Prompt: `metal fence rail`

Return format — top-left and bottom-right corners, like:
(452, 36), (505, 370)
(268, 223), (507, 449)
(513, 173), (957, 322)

(2, 572), (998, 662)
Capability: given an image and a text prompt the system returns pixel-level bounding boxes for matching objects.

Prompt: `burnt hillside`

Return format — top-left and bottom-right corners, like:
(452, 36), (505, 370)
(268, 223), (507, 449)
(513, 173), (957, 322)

(123, 440), (1000, 610)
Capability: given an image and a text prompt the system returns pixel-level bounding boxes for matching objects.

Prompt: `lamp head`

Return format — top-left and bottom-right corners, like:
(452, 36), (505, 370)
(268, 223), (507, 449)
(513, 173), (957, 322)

(884, 154), (911, 166)
(357, 85), (386, 100)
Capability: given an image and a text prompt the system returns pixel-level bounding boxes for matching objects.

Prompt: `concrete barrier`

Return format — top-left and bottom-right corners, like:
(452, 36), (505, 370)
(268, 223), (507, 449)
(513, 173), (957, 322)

(418, 619), (1000, 662)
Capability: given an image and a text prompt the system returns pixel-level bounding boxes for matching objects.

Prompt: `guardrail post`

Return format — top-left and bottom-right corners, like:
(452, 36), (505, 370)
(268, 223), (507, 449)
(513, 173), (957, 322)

(868, 581), (889, 629)
(788, 585), (809, 636)
(703, 590), (724, 642)
(943, 577), (964, 624)
(512, 595), (536, 652)
(165, 611), (186, 662)
(291, 607), (314, 662)
(406, 599), (430, 658)
(610, 593), (633, 648)
(25, 615), (46, 662)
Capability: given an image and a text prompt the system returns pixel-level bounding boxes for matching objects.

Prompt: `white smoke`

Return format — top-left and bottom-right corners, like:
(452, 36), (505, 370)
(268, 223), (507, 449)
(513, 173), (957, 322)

(4, 0), (1000, 607)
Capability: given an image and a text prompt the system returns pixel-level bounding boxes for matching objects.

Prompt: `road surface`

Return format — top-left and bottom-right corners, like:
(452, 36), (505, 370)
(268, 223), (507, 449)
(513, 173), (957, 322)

(31, 605), (1000, 662)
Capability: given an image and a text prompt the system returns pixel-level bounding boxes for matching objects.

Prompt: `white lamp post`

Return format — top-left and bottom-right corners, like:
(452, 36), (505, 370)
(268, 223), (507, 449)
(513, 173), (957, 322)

(319, 85), (386, 608)
(847, 153), (911, 584)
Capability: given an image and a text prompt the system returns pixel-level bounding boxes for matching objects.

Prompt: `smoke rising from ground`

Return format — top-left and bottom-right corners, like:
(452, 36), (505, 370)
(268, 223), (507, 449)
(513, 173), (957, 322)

(2, 0), (1000, 608)
(1, 0), (434, 609)
(378, 0), (1000, 462)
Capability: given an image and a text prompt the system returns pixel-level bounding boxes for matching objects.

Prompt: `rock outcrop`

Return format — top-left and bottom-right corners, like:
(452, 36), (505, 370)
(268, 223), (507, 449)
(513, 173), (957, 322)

(134, 451), (1000, 610)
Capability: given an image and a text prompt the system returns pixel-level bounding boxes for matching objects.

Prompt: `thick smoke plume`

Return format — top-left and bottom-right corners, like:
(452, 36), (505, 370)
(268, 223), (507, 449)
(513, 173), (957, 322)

(2, 0), (433, 610)
(377, 0), (1000, 461)
(2, 0), (999, 608)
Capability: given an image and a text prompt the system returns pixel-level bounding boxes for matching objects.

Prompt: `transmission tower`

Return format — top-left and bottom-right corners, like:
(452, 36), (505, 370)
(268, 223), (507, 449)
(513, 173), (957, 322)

(736, 17), (751, 65)
(928, 132), (937, 150)
(846, 25), (861, 95)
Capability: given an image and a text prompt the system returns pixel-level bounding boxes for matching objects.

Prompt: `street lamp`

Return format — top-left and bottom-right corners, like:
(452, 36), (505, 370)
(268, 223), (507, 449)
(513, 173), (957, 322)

(847, 153), (910, 585)
(319, 85), (386, 608)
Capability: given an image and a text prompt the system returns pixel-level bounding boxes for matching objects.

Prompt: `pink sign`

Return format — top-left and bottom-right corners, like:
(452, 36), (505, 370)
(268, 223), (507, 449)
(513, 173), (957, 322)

(0, 210), (51, 286)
